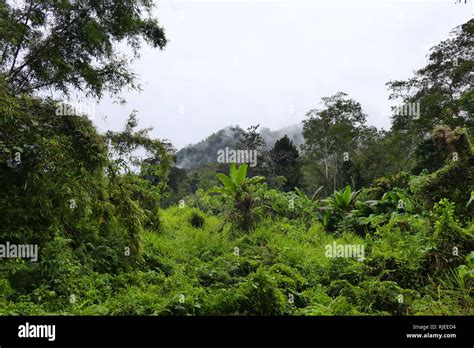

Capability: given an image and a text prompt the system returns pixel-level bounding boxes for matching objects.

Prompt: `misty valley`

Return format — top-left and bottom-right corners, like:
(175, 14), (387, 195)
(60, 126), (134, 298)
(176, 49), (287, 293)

(0, 0), (472, 324)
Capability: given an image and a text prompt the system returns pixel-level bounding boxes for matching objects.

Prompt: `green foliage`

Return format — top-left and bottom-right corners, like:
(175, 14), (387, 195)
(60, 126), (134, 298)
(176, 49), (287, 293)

(330, 185), (358, 211)
(428, 199), (474, 271)
(363, 172), (411, 201)
(318, 185), (360, 232)
(188, 188), (228, 216)
(356, 280), (410, 314)
(410, 127), (474, 221)
(414, 252), (474, 315)
(0, 76), (173, 298)
(1, 0), (167, 98)
(1, 197), (473, 316)
(269, 135), (301, 191)
(438, 253), (473, 306)
(0, 278), (14, 303)
(365, 215), (431, 288)
(213, 163), (264, 232)
(251, 185), (317, 226)
(387, 19), (473, 168)
(301, 92), (367, 196)
(237, 124), (271, 178)
(237, 268), (289, 315)
(1, 11), (473, 318)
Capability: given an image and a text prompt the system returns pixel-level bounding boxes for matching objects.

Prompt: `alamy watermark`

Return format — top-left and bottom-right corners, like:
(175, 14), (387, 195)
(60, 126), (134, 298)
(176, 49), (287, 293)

(18, 322), (55, 342)
(0, 241), (39, 262)
(380, 101), (420, 120)
(55, 101), (95, 119)
(325, 241), (365, 262)
(217, 147), (258, 167)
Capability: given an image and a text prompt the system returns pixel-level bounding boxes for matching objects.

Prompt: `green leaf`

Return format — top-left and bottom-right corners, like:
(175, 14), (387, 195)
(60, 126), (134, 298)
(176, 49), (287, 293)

(457, 265), (468, 280)
(210, 187), (228, 196)
(217, 173), (236, 193)
(234, 163), (248, 185)
(342, 185), (351, 206)
(247, 176), (265, 185)
(229, 162), (237, 182)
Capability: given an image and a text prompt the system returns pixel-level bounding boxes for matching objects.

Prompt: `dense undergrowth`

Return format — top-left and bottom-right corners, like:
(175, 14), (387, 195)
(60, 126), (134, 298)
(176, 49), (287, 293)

(1, 16), (473, 316)
(1, 161), (473, 315)
(0, 85), (473, 314)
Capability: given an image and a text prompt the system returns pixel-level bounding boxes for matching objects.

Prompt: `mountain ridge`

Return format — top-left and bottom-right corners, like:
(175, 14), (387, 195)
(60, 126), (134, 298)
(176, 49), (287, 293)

(175, 124), (304, 169)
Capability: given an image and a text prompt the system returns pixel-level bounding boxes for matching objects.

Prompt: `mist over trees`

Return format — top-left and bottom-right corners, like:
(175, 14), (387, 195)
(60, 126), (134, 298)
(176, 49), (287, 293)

(175, 124), (303, 169)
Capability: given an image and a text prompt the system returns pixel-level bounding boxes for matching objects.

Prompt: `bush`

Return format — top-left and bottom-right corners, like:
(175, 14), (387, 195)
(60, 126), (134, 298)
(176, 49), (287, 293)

(237, 268), (289, 315)
(0, 278), (14, 303)
(364, 172), (411, 200)
(410, 127), (474, 220)
(427, 199), (474, 271)
(357, 280), (409, 314)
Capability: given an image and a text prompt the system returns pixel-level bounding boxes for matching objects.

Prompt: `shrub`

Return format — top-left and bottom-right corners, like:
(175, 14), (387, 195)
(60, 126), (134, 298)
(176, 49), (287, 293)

(365, 256), (423, 289)
(321, 257), (365, 286)
(237, 268), (289, 315)
(428, 199), (474, 271)
(364, 172), (411, 200)
(438, 252), (474, 308)
(0, 278), (14, 303)
(357, 280), (410, 314)
(410, 127), (474, 220)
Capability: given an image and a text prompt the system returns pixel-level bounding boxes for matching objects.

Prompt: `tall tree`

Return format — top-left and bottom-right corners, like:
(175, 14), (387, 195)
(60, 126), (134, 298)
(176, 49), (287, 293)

(237, 124), (270, 177)
(301, 92), (366, 196)
(386, 19), (474, 172)
(269, 135), (301, 191)
(0, 0), (167, 98)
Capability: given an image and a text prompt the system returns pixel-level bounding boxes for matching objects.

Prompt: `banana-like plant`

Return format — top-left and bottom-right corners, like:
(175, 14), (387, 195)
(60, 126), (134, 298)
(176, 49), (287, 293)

(351, 189), (409, 218)
(318, 185), (359, 231)
(329, 185), (359, 211)
(213, 163), (264, 232)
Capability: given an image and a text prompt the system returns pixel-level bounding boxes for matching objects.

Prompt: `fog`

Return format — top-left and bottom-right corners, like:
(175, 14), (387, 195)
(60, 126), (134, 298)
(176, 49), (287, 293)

(89, 0), (472, 149)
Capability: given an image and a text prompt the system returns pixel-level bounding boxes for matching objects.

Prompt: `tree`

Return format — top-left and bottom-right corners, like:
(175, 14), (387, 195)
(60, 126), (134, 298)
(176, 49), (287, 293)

(237, 124), (271, 178)
(167, 166), (188, 194)
(269, 135), (301, 191)
(411, 126), (474, 220)
(189, 172), (200, 193)
(213, 163), (264, 232)
(386, 19), (474, 166)
(301, 92), (367, 196)
(0, 0), (167, 98)
(0, 76), (151, 270)
(348, 127), (410, 187)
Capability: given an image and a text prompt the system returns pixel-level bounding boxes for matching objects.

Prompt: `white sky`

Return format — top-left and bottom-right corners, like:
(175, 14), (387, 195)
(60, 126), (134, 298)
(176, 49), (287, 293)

(89, 0), (472, 149)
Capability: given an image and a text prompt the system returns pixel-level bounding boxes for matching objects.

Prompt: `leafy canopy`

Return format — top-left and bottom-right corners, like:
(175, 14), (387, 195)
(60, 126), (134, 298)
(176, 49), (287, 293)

(0, 0), (167, 99)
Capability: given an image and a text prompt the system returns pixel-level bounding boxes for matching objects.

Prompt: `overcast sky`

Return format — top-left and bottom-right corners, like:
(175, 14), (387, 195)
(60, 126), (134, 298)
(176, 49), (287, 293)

(89, 0), (472, 149)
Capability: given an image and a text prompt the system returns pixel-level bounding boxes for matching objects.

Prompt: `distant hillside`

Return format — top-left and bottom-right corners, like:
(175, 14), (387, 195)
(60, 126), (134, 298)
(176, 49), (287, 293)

(259, 124), (304, 149)
(175, 124), (304, 169)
